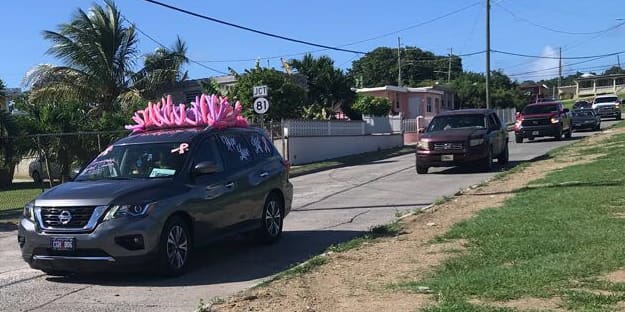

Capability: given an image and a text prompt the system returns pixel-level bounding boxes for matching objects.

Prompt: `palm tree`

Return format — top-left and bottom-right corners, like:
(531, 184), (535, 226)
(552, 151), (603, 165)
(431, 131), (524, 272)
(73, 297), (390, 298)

(23, 0), (138, 115)
(131, 36), (189, 101)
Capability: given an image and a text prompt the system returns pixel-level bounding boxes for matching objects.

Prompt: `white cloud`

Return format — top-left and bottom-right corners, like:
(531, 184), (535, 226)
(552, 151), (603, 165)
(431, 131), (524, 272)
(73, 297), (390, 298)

(529, 46), (560, 80)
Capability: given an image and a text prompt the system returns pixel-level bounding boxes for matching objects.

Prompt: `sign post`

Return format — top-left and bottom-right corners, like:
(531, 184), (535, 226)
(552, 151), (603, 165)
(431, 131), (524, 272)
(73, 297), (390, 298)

(252, 85), (270, 127)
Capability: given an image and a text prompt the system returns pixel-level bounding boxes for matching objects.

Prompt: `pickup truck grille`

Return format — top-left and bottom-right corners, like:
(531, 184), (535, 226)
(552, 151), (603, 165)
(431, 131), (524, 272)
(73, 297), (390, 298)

(521, 118), (550, 126)
(40, 206), (96, 228)
(433, 142), (464, 151)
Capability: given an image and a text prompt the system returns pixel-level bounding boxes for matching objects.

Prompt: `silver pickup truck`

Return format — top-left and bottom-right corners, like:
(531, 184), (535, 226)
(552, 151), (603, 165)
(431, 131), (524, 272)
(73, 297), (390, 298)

(592, 94), (622, 120)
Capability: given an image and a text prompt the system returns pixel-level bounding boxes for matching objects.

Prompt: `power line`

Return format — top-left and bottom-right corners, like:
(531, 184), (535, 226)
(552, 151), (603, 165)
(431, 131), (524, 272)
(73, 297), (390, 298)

(128, 19), (229, 75)
(496, 3), (625, 35)
(142, 0), (366, 54)
(492, 49), (625, 60)
(507, 56), (608, 77)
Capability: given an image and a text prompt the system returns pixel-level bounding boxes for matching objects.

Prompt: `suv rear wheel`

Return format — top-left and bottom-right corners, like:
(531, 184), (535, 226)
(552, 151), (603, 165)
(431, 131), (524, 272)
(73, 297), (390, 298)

(515, 136), (523, 144)
(497, 143), (509, 165)
(157, 216), (191, 276)
(554, 127), (563, 141)
(256, 193), (284, 244)
(482, 147), (493, 171)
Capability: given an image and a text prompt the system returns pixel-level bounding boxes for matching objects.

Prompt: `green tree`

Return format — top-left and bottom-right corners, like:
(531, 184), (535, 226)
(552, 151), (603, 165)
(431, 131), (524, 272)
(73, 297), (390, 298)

(131, 37), (189, 101)
(289, 54), (357, 119)
(230, 66), (307, 121)
(451, 71), (525, 110)
(352, 95), (391, 116)
(349, 47), (462, 88)
(200, 78), (224, 97)
(23, 0), (138, 116)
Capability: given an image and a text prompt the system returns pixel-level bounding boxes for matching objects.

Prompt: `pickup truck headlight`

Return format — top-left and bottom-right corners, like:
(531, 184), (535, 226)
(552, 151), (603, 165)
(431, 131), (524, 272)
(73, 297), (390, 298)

(417, 140), (430, 151)
(469, 138), (485, 147)
(103, 203), (154, 220)
(550, 117), (560, 124)
(23, 202), (35, 221)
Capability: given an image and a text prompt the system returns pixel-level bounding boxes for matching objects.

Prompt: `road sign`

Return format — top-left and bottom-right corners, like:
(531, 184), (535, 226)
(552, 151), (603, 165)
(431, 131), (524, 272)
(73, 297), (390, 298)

(253, 85), (268, 98)
(253, 97), (270, 114)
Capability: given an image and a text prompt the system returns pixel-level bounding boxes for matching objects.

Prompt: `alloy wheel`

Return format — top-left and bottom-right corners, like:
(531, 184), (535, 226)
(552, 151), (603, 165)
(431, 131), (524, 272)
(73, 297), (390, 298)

(264, 200), (282, 237)
(166, 225), (188, 270)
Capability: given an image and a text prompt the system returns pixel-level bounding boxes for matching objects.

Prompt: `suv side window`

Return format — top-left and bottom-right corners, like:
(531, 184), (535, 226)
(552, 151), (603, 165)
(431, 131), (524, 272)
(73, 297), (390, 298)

(215, 133), (254, 170)
(245, 132), (275, 159)
(486, 114), (496, 130)
(194, 136), (224, 172)
(489, 113), (502, 129)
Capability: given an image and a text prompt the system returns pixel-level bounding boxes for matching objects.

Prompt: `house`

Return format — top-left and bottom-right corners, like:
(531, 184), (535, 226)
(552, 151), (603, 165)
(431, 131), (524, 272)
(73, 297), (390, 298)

(165, 75), (237, 104)
(519, 83), (549, 103)
(571, 74), (625, 98)
(354, 85), (455, 119)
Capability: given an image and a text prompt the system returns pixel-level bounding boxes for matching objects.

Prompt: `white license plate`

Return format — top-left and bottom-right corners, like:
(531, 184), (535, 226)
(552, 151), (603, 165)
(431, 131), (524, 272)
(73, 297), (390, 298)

(441, 154), (454, 161)
(532, 131), (539, 136)
(51, 237), (75, 251)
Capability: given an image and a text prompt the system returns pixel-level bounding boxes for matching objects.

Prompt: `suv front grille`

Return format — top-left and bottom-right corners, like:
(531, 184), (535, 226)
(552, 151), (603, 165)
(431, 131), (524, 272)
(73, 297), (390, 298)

(40, 206), (96, 228)
(433, 142), (464, 151)
(521, 118), (550, 126)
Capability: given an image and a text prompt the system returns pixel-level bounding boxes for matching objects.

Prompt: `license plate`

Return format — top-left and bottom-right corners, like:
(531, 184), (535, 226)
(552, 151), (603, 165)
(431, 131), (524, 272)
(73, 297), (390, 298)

(441, 154), (454, 161)
(532, 131), (539, 136)
(51, 237), (75, 251)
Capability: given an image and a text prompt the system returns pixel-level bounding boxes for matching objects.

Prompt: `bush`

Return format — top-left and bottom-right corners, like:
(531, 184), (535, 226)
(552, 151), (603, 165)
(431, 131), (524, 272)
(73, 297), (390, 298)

(352, 96), (391, 116)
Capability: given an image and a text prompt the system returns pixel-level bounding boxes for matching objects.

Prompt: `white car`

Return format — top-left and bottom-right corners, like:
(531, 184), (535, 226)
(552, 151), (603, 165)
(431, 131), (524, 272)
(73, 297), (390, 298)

(28, 158), (62, 182)
(592, 94), (622, 120)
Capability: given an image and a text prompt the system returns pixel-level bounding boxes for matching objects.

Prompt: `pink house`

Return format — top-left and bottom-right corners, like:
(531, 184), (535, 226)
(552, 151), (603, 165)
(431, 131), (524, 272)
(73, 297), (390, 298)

(355, 85), (455, 119)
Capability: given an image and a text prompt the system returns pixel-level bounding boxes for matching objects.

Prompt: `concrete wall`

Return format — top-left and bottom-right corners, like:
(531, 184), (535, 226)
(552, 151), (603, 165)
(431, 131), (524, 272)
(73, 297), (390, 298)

(286, 134), (403, 165)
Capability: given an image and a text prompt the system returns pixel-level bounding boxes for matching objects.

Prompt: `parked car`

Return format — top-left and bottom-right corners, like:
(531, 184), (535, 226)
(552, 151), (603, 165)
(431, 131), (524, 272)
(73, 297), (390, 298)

(514, 101), (572, 143)
(572, 109), (601, 131)
(572, 100), (592, 110)
(415, 109), (508, 174)
(18, 126), (293, 276)
(592, 94), (622, 120)
(28, 157), (62, 183)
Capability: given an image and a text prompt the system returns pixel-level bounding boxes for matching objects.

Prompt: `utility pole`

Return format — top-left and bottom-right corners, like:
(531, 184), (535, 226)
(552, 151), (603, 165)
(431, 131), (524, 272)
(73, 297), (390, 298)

(397, 37), (402, 87)
(618, 54), (621, 68)
(447, 48), (453, 83)
(558, 47), (562, 99)
(485, 0), (491, 109)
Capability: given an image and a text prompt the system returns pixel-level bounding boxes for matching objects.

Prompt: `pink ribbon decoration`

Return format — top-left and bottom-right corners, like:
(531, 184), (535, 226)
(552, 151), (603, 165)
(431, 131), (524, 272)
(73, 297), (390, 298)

(171, 143), (190, 154)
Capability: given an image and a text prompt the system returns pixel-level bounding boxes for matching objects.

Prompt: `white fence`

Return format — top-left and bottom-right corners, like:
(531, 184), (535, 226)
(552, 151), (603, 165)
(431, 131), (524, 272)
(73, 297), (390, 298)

(494, 108), (517, 125)
(401, 108), (517, 133)
(284, 117), (401, 137)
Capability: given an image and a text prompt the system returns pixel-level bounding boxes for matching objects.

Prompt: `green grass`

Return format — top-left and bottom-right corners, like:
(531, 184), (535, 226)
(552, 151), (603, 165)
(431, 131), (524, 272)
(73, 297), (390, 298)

(328, 222), (403, 253)
(0, 182), (45, 223)
(395, 132), (625, 311)
(289, 146), (414, 177)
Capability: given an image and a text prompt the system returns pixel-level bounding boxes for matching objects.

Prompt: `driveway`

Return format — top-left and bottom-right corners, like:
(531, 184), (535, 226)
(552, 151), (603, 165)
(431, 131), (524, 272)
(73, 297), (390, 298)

(0, 122), (616, 311)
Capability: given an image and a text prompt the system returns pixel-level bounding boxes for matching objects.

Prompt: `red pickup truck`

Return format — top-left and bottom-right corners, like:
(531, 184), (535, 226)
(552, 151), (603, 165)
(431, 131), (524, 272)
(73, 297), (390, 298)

(514, 102), (572, 143)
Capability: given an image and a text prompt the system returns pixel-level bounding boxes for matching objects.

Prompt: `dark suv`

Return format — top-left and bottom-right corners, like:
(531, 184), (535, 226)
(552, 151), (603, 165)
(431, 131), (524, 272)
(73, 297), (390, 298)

(415, 109), (509, 174)
(514, 102), (572, 143)
(18, 126), (293, 276)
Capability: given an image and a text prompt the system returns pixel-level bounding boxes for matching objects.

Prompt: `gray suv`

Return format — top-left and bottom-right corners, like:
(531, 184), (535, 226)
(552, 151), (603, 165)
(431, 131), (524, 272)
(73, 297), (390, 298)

(18, 126), (293, 276)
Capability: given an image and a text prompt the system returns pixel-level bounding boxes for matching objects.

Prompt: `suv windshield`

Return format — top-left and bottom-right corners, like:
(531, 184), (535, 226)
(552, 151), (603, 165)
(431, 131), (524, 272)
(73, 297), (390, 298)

(75, 142), (189, 181)
(573, 102), (591, 109)
(573, 110), (595, 117)
(594, 96), (618, 104)
(522, 104), (558, 115)
(427, 114), (485, 132)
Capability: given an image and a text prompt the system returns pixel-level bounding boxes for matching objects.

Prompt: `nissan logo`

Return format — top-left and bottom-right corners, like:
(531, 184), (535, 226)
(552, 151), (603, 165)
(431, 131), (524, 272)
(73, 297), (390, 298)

(58, 210), (72, 225)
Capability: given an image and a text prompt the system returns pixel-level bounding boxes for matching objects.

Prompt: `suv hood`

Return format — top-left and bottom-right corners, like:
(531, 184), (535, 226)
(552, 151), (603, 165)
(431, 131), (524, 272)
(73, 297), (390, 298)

(34, 179), (181, 207)
(421, 128), (487, 142)
(520, 113), (556, 119)
(594, 103), (618, 108)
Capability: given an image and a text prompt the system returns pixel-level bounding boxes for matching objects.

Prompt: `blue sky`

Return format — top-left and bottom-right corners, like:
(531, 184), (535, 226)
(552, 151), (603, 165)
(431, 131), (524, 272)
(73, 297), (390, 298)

(1, 0), (625, 88)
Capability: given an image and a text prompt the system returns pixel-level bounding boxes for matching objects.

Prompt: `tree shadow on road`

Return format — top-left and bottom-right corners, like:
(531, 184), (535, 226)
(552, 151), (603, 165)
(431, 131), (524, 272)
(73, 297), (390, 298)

(44, 229), (366, 287)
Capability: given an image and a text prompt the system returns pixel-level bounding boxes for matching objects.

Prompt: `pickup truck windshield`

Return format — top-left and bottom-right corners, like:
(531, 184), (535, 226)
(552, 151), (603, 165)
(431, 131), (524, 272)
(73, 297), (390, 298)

(594, 97), (618, 104)
(75, 142), (189, 181)
(427, 114), (485, 132)
(522, 105), (558, 115)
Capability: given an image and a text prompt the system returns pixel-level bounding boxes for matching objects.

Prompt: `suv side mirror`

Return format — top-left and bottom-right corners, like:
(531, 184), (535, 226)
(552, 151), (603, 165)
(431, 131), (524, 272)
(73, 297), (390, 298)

(193, 161), (218, 175)
(418, 128), (425, 133)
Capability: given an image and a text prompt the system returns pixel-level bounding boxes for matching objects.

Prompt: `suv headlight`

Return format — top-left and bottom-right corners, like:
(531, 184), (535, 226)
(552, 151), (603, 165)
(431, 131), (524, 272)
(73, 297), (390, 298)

(550, 117), (560, 124)
(104, 203), (154, 220)
(469, 138), (484, 147)
(417, 140), (430, 150)
(23, 202), (35, 221)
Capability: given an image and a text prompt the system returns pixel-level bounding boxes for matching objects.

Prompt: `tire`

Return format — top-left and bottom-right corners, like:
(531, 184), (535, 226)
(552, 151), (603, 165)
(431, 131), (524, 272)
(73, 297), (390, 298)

(617, 114), (622, 120)
(482, 147), (493, 172)
(594, 125), (601, 131)
(554, 127), (563, 141)
(157, 216), (191, 276)
(497, 143), (509, 165)
(416, 166), (428, 174)
(32, 171), (41, 183)
(256, 193), (284, 244)
(41, 269), (71, 277)
(515, 136), (523, 144)
(565, 128), (572, 139)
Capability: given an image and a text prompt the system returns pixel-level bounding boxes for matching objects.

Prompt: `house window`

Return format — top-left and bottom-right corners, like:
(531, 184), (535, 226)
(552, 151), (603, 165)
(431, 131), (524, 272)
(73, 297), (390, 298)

(426, 97), (432, 113)
(435, 98), (439, 108)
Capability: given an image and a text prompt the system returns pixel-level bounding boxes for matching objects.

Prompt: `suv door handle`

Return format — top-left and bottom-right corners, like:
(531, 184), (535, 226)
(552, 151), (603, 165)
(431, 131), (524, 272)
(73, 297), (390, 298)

(259, 172), (269, 178)
(225, 182), (235, 189)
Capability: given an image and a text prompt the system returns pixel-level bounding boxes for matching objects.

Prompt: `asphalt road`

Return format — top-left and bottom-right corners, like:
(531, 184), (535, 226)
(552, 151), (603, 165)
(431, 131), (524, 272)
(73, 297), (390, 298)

(0, 121), (617, 312)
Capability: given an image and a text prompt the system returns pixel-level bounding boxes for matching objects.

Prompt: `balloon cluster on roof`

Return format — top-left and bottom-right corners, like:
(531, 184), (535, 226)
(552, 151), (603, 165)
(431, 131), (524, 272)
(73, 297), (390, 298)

(125, 94), (248, 133)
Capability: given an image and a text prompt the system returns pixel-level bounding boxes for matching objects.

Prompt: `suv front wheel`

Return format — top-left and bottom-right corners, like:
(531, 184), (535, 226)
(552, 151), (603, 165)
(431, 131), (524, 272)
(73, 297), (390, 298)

(157, 216), (191, 276)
